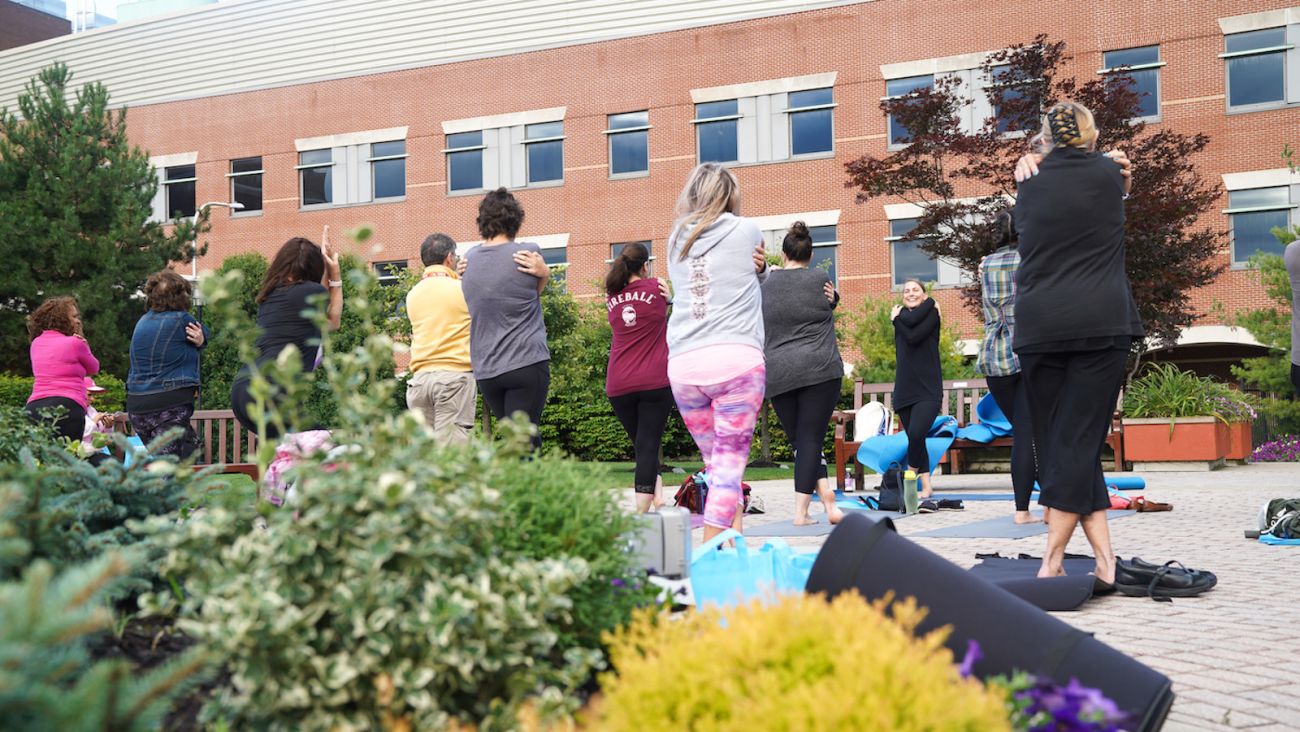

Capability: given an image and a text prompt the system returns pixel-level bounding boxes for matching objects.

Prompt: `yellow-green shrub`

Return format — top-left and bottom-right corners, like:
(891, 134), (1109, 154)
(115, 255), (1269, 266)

(592, 592), (1010, 732)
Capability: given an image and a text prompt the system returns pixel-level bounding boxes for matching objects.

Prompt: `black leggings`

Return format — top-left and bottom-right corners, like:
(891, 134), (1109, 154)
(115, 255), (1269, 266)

(26, 396), (86, 442)
(770, 378), (841, 495)
(895, 400), (940, 474)
(1292, 362), (1299, 397)
(609, 387), (673, 492)
(1019, 348), (1127, 515)
(986, 373), (1036, 511)
(478, 361), (550, 451)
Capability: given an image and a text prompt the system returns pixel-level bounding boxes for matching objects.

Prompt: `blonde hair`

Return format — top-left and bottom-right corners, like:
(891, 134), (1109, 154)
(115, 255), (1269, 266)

(1037, 101), (1098, 152)
(672, 163), (741, 260)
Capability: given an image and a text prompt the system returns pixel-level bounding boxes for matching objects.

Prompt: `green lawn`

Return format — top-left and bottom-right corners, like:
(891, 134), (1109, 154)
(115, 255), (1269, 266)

(575, 461), (795, 490)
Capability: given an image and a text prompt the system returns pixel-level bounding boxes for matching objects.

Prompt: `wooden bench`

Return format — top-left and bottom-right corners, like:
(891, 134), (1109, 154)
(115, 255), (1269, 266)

(190, 409), (260, 480)
(831, 378), (1125, 491)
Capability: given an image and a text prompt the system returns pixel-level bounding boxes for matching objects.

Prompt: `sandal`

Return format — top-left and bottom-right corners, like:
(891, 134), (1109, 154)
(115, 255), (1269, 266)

(1126, 556), (1216, 587)
(936, 499), (965, 511)
(1132, 497), (1173, 513)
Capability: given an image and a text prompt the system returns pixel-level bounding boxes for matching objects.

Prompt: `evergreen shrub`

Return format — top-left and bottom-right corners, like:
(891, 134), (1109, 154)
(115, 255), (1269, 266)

(592, 592), (1010, 731)
(0, 553), (208, 732)
(0, 373), (125, 412)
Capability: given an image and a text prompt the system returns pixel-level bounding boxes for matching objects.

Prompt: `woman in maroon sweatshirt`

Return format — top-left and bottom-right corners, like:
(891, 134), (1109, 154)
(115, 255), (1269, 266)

(606, 242), (672, 512)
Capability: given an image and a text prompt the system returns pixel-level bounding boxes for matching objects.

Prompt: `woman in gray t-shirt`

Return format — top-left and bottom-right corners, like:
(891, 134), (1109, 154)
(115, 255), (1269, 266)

(761, 222), (844, 526)
(461, 188), (551, 451)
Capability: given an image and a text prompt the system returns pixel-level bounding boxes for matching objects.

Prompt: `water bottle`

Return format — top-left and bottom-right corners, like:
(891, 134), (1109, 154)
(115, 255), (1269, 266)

(903, 470), (919, 514)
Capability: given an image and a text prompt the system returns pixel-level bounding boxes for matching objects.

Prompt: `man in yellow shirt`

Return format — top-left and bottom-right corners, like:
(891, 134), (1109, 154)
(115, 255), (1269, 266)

(405, 233), (475, 445)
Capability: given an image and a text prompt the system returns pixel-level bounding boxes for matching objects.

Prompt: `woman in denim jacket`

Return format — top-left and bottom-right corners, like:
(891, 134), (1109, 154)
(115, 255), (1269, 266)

(127, 270), (209, 458)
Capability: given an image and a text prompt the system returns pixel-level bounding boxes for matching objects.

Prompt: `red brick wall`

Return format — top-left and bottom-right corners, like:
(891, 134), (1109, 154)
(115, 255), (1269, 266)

(123, 0), (1297, 339)
(0, 1), (70, 50)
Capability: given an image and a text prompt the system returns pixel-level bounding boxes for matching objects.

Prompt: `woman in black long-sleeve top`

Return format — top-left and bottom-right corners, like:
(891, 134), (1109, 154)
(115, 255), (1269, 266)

(1013, 102), (1142, 586)
(891, 278), (942, 500)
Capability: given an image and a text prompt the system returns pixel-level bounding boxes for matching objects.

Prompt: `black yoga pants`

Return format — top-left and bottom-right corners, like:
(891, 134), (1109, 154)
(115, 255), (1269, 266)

(26, 396), (86, 442)
(230, 377), (319, 442)
(608, 386), (674, 493)
(1019, 348), (1127, 516)
(895, 400), (940, 475)
(985, 373), (1036, 512)
(1292, 362), (1299, 397)
(478, 361), (550, 451)
(770, 377), (841, 495)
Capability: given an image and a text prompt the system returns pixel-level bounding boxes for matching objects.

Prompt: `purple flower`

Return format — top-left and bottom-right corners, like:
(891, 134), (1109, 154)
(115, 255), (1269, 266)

(958, 639), (982, 678)
(1253, 435), (1300, 462)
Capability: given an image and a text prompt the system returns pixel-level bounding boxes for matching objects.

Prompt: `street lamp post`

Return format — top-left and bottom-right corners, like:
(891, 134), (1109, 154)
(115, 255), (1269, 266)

(187, 201), (242, 411)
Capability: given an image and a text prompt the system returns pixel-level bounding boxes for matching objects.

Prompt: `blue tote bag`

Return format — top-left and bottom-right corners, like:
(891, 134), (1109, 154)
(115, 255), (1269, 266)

(690, 530), (809, 609)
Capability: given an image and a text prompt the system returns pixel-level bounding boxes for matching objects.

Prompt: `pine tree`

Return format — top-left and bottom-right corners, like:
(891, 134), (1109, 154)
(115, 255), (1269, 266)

(845, 36), (1224, 353)
(0, 63), (204, 376)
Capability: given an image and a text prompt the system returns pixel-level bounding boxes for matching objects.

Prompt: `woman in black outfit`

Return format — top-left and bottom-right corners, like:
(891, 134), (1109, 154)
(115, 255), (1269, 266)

(1013, 102), (1142, 584)
(230, 228), (343, 439)
(762, 222), (845, 526)
(891, 278), (942, 502)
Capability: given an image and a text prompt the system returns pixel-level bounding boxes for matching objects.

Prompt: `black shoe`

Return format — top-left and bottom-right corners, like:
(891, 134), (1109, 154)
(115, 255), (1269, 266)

(1115, 558), (1216, 601)
(936, 499), (965, 511)
(917, 499), (939, 514)
(1126, 556), (1217, 588)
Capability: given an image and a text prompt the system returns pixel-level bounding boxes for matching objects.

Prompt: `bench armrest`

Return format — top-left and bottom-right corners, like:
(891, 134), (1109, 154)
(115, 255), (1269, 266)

(832, 410), (855, 440)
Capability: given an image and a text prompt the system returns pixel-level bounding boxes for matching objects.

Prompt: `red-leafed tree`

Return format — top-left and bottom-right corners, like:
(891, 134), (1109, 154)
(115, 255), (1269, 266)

(845, 36), (1224, 352)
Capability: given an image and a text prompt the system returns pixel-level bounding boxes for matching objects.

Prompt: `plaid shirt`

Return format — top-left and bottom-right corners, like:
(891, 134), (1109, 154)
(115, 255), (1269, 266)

(977, 247), (1021, 376)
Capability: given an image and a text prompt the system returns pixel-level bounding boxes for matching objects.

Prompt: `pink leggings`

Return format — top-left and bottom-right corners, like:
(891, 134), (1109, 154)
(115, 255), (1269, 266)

(671, 364), (766, 529)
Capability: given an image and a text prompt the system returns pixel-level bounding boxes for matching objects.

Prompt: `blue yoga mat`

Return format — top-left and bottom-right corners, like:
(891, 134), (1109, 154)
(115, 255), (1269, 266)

(856, 416), (957, 474)
(1258, 534), (1300, 546)
(954, 393), (1013, 443)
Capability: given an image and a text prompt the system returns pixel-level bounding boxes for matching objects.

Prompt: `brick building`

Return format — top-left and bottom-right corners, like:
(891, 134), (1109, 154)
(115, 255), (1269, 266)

(1, 0), (1297, 371)
(0, 0), (70, 51)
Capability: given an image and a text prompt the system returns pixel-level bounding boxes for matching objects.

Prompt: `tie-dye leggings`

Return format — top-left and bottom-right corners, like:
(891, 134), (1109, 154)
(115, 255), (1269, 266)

(671, 364), (767, 529)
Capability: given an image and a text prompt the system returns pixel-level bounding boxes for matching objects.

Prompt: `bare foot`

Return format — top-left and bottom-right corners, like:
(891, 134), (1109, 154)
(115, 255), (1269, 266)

(792, 515), (820, 527)
(826, 505), (845, 525)
(1013, 511), (1042, 525)
(1036, 562), (1065, 579)
(918, 490), (933, 500)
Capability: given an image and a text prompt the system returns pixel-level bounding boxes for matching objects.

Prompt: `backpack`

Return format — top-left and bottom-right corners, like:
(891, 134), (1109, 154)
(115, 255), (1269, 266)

(673, 471), (753, 515)
(855, 401), (894, 441)
(857, 462), (905, 513)
(1256, 498), (1300, 539)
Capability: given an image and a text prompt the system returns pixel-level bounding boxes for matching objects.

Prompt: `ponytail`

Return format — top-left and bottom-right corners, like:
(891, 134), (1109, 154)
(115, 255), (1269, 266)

(605, 241), (651, 296)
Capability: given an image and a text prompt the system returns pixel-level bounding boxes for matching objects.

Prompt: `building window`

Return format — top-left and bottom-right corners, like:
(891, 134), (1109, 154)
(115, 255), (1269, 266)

(524, 121), (564, 184)
(1223, 28), (1289, 110)
(609, 241), (654, 275)
(228, 156), (263, 214)
(887, 217), (969, 287)
(370, 141), (407, 200)
(442, 108), (567, 192)
(886, 75), (934, 147)
(607, 111), (649, 177)
(787, 88), (834, 156)
(1227, 187), (1293, 265)
(163, 164), (196, 219)
(1101, 45), (1162, 120)
(989, 64), (1035, 134)
(541, 245), (568, 289)
(373, 260), (409, 286)
(446, 131), (484, 193)
(298, 149), (333, 206)
(695, 99), (739, 163)
(760, 225), (839, 284)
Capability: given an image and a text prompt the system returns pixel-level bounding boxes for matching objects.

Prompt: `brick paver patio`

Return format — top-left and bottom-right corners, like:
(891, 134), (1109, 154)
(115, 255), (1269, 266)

(647, 462), (1300, 731)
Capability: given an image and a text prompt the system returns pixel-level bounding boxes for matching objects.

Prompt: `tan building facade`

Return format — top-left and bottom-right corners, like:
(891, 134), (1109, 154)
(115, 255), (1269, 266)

(2, 0), (1298, 362)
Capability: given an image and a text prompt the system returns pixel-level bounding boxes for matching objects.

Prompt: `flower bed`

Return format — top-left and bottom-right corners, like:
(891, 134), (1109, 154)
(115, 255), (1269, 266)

(1252, 435), (1300, 462)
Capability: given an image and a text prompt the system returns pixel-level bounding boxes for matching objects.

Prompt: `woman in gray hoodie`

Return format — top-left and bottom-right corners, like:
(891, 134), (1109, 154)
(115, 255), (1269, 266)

(666, 163), (769, 541)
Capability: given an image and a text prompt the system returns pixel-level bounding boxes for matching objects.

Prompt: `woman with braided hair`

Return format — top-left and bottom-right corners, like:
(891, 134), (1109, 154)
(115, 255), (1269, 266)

(1012, 101), (1142, 588)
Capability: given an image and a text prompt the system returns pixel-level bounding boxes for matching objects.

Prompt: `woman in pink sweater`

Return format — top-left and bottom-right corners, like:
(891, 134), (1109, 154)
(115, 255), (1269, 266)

(26, 296), (100, 441)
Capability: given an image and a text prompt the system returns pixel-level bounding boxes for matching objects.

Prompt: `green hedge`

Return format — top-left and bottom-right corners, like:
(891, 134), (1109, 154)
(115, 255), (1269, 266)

(0, 373), (125, 412)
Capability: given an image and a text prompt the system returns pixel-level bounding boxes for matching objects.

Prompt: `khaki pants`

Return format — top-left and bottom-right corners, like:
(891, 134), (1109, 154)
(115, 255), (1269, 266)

(406, 370), (476, 446)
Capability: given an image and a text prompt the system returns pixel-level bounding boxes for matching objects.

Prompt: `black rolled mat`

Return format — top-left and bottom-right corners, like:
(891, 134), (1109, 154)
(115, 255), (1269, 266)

(968, 555), (1098, 612)
(806, 513), (1173, 732)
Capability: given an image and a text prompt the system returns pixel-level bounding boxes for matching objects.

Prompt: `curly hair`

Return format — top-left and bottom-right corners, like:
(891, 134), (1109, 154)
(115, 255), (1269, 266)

(27, 296), (79, 340)
(476, 188), (525, 240)
(144, 269), (193, 312)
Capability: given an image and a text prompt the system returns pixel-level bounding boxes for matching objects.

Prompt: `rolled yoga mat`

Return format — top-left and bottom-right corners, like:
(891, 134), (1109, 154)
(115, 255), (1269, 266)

(967, 556), (1099, 612)
(1032, 475), (1146, 492)
(746, 511), (911, 537)
(806, 513), (1174, 732)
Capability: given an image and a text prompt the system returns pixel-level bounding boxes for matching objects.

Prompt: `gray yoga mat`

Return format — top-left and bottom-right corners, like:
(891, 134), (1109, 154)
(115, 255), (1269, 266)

(910, 510), (1135, 539)
(746, 512), (911, 537)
